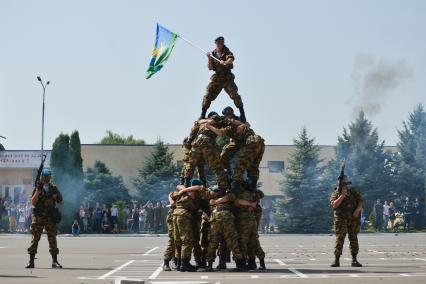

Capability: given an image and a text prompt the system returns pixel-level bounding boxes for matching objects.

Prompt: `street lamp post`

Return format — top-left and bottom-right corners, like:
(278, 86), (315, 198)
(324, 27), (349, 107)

(37, 76), (50, 162)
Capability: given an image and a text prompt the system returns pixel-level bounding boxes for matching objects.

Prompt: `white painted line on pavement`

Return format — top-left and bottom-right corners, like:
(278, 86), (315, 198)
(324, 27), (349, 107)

(143, 247), (159, 256)
(400, 274), (411, 277)
(200, 276), (208, 279)
(344, 258), (351, 261)
(415, 258), (426, 261)
(250, 275), (259, 279)
(149, 265), (163, 279)
(99, 260), (135, 279)
(274, 259), (286, 265)
(288, 268), (308, 278)
(349, 274), (360, 277)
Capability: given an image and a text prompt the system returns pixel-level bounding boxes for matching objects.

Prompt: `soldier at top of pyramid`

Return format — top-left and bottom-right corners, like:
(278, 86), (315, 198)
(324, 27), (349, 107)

(201, 36), (246, 122)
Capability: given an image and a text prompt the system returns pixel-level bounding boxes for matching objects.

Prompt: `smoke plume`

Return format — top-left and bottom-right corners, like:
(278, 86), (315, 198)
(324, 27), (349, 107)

(351, 54), (412, 116)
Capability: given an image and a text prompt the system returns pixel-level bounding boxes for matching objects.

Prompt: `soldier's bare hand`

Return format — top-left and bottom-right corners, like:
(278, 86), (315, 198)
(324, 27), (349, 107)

(341, 187), (348, 197)
(353, 208), (361, 219)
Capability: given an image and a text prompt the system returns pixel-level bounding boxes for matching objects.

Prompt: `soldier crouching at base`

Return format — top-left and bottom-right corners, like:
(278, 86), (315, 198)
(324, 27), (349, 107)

(26, 168), (63, 269)
(330, 174), (363, 267)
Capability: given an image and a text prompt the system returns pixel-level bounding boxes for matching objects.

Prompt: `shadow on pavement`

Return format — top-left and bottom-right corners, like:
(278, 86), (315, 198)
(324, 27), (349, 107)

(0, 275), (40, 278)
(295, 269), (406, 274)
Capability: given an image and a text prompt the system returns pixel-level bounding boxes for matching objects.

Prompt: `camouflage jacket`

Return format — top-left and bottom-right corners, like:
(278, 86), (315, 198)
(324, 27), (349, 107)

(211, 46), (234, 77)
(31, 183), (62, 219)
(330, 186), (362, 219)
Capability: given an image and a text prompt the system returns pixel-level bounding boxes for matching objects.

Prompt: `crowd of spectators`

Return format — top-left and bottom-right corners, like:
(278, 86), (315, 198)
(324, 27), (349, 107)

(0, 196), (33, 233)
(72, 200), (169, 235)
(373, 197), (424, 232)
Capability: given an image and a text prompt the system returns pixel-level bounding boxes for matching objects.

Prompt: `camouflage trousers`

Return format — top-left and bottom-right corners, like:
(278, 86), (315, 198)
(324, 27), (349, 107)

(234, 135), (265, 182)
(185, 140), (228, 190)
(192, 213), (202, 261)
(164, 211), (177, 260)
(27, 216), (59, 256)
(181, 146), (207, 184)
(206, 211), (243, 262)
(334, 217), (360, 257)
(173, 215), (194, 260)
(202, 74), (243, 110)
(220, 140), (240, 175)
(236, 214), (265, 260)
(200, 217), (210, 260)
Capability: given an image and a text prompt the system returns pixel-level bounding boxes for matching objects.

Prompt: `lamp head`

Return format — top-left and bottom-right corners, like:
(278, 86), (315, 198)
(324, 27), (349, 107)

(37, 76), (42, 82)
(46, 81), (50, 85)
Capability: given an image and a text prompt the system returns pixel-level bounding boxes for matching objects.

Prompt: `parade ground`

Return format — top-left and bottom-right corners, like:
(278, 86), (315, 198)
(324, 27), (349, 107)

(1, 233), (426, 284)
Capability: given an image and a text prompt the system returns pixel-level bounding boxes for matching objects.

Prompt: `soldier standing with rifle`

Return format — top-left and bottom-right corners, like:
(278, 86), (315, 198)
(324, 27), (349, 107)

(26, 158), (64, 269)
(329, 162), (363, 267)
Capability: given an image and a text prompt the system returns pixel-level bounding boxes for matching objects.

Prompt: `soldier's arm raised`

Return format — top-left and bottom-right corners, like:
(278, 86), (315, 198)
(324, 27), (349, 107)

(207, 53), (214, 70)
(237, 199), (257, 209)
(205, 123), (225, 136)
(331, 188), (347, 209)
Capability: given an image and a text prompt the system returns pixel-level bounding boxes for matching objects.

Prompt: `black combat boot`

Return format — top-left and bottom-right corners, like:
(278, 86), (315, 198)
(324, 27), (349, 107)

(258, 258), (266, 271)
(216, 256), (227, 270)
(180, 258), (197, 272)
(238, 107), (246, 123)
(162, 259), (172, 271)
(351, 254), (362, 267)
(247, 257), (257, 270)
(230, 180), (241, 193)
(250, 179), (258, 191)
(200, 108), (207, 119)
(51, 255), (63, 269)
(330, 255), (340, 267)
(204, 261), (214, 272)
(176, 258), (182, 271)
(25, 254), (35, 269)
(233, 259), (247, 272)
(195, 257), (206, 269)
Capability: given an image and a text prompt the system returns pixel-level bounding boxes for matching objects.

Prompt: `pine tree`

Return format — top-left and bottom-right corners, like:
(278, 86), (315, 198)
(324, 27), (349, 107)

(50, 132), (85, 231)
(395, 104), (426, 199)
(133, 139), (178, 202)
(85, 161), (131, 205)
(275, 127), (330, 233)
(69, 131), (84, 179)
(326, 112), (393, 215)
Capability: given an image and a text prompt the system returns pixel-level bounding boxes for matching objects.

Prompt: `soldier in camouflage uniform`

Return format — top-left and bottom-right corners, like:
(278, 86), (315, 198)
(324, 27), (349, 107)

(179, 182), (247, 272)
(26, 168), (63, 269)
(201, 36), (246, 122)
(234, 181), (266, 270)
(172, 180), (208, 272)
(330, 175), (363, 267)
(180, 123), (207, 187)
(204, 118), (265, 192)
(163, 193), (177, 271)
(183, 112), (229, 191)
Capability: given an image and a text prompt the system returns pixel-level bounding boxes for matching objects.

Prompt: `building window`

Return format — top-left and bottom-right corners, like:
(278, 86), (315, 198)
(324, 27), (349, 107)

(268, 161), (284, 173)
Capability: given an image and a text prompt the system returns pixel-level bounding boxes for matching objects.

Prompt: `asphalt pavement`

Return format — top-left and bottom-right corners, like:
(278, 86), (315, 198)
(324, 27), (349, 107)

(1, 233), (426, 284)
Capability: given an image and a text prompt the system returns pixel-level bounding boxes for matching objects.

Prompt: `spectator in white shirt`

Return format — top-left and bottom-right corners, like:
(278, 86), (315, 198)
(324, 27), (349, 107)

(383, 201), (390, 231)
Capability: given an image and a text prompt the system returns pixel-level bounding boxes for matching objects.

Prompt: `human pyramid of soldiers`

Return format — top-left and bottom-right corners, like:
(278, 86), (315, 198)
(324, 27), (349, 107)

(161, 36), (267, 273)
(25, 36), (364, 272)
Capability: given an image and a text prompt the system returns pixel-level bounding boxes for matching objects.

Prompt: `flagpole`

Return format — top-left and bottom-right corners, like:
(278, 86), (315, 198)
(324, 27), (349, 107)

(178, 35), (221, 63)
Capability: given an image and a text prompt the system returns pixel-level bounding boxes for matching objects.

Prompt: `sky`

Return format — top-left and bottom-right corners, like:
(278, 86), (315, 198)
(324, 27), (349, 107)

(1, 0), (426, 150)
